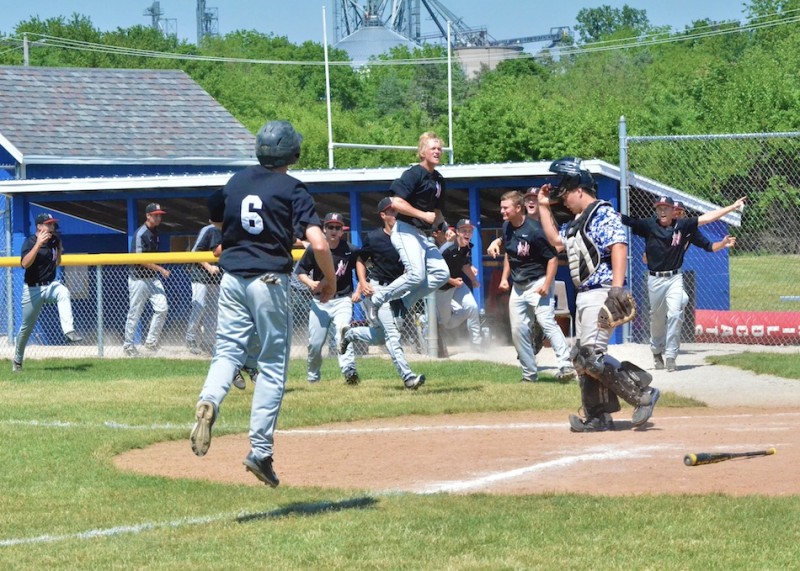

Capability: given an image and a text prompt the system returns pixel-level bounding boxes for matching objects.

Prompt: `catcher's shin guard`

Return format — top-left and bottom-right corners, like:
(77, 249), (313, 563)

(578, 374), (621, 418)
(573, 343), (652, 407)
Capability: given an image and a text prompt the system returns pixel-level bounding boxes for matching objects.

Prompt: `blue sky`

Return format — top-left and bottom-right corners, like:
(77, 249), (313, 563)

(2, 1), (748, 46)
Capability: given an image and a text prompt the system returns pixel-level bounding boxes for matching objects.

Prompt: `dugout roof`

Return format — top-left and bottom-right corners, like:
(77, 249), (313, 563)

(0, 159), (743, 236)
(0, 66), (255, 178)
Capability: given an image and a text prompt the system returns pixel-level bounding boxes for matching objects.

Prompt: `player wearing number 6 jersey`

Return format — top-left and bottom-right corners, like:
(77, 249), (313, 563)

(191, 120), (335, 488)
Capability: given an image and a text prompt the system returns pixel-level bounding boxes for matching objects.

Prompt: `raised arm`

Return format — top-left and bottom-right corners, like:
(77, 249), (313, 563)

(536, 185), (566, 253)
(698, 196), (746, 226)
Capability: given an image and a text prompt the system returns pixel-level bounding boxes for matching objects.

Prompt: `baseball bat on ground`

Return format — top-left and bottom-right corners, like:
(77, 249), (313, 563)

(684, 448), (776, 466)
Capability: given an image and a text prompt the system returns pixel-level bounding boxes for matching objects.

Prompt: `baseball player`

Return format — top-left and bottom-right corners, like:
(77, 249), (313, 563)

(185, 220), (222, 356)
(674, 200), (738, 322)
(487, 188), (574, 368)
(338, 197), (426, 390)
(123, 203), (170, 357)
(622, 195), (744, 371)
(538, 157), (660, 432)
(13, 213), (83, 372)
(435, 218), (482, 348)
(496, 191), (576, 383)
(191, 119), (335, 488)
(365, 132), (450, 321)
(295, 212), (360, 385)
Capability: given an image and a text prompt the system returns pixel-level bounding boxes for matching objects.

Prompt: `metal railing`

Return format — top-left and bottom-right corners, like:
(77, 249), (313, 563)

(0, 251), (451, 363)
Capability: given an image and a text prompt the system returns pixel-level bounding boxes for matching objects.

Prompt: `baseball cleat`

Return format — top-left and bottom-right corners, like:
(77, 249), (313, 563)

(190, 401), (216, 457)
(64, 331), (83, 343)
(338, 326), (351, 355)
(243, 452), (280, 487)
(653, 353), (665, 370)
(232, 371), (247, 390)
(242, 366), (258, 384)
(520, 376), (538, 383)
(631, 387), (661, 427)
(666, 358), (676, 372)
(12, 360), (22, 372)
(187, 340), (204, 355)
(569, 413), (615, 433)
(556, 367), (578, 383)
(345, 371), (360, 385)
(404, 374), (425, 390)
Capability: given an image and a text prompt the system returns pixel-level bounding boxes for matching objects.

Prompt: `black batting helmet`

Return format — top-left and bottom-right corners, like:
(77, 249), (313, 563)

(548, 157), (595, 199)
(255, 120), (303, 168)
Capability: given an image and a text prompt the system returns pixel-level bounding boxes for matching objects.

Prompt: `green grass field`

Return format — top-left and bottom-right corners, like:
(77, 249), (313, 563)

(2, 355), (800, 570)
(730, 254), (800, 312)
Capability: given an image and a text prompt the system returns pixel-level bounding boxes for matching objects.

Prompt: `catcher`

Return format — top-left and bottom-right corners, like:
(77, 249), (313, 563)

(537, 157), (660, 432)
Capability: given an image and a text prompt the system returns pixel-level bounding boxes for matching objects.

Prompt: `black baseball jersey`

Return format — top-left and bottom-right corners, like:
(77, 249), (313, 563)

(208, 165), (321, 277)
(439, 240), (473, 291)
(622, 215), (706, 271)
(20, 233), (60, 286)
(358, 228), (404, 285)
(130, 223), (160, 279)
(502, 217), (556, 284)
(389, 164), (446, 230)
(295, 240), (359, 297)
(686, 228), (714, 252)
(189, 224), (223, 283)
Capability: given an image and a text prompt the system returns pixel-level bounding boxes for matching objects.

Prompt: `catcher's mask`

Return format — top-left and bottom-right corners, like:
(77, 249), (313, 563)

(548, 157), (595, 200)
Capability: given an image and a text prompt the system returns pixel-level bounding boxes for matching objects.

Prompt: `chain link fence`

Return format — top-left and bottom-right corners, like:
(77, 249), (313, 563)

(0, 260), (463, 366)
(1, 198), (10, 345)
(623, 131), (800, 346)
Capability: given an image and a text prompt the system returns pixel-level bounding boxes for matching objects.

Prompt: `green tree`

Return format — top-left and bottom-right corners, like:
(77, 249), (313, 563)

(574, 4), (650, 43)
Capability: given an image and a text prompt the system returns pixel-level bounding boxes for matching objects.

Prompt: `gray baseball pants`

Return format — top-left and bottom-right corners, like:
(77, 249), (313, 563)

(186, 281), (219, 349)
(435, 283), (482, 345)
(14, 281), (76, 363)
(372, 220), (449, 310)
(345, 281), (414, 381)
(509, 277), (572, 379)
(197, 272), (290, 460)
(123, 276), (168, 349)
(647, 273), (684, 360)
(306, 295), (356, 382)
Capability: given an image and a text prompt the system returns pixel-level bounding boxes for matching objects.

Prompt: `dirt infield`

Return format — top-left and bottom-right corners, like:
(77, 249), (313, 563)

(115, 407), (799, 496)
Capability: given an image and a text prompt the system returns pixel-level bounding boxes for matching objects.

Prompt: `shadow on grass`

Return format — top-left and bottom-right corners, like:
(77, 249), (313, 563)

(236, 496), (378, 524)
(413, 385), (484, 395)
(41, 363), (95, 373)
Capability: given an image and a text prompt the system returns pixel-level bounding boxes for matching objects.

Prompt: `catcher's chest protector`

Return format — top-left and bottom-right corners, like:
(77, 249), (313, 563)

(565, 200), (611, 287)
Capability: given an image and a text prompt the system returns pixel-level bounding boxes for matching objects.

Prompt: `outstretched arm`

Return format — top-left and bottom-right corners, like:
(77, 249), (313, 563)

(698, 196), (746, 226)
(711, 235), (736, 252)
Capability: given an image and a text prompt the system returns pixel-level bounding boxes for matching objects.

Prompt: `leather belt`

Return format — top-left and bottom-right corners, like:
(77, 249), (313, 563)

(27, 281), (52, 287)
(649, 269), (680, 277)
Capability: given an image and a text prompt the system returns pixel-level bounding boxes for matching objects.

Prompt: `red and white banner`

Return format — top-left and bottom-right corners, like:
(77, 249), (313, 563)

(695, 310), (800, 344)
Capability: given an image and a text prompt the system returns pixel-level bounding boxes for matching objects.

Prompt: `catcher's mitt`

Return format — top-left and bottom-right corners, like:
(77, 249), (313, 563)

(597, 286), (636, 329)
